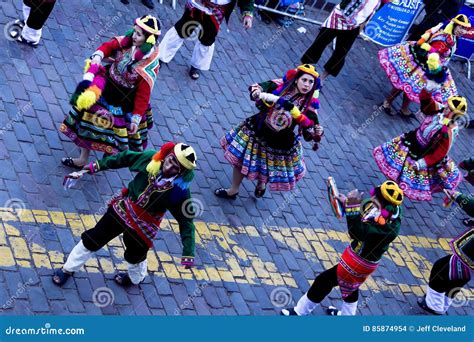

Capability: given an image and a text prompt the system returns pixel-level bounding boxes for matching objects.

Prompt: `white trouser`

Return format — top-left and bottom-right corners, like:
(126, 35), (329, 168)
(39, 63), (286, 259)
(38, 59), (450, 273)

(158, 27), (185, 63)
(127, 260), (148, 285)
(425, 286), (445, 313)
(191, 41), (214, 70)
(158, 26), (215, 70)
(63, 240), (94, 273)
(21, 3), (41, 43)
(340, 300), (358, 316)
(294, 293), (318, 316)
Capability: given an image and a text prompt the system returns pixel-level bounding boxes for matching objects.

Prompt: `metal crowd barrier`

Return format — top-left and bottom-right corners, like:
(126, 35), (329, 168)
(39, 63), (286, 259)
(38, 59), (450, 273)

(254, 0), (339, 26)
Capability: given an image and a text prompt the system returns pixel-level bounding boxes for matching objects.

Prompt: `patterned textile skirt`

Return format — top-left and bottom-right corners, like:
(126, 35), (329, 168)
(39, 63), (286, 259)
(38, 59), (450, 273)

(337, 246), (379, 299)
(60, 99), (153, 154)
(378, 42), (457, 105)
(373, 135), (462, 201)
(220, 119), (306, 192)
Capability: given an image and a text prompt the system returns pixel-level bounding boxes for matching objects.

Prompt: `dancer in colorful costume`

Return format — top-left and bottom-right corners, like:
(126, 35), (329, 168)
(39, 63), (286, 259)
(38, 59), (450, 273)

(418, 189), (473, 315)
(379, 14), (471, 117)
(60, 15), (161, 168)
(373, 88), (467, 201)
(215, 64), (324, 199)
(52, 142), (197, 286)
(158, 0), (254, 80)
(281, 181), (403, 316)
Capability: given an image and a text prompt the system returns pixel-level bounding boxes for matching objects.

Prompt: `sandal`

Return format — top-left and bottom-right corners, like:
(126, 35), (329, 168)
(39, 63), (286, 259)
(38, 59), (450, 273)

(52, 269), (73, 286)
(214, 187), (238, 200)
(61, 157), (86, 170)
(398, 110), (415, 119)
(380, 101), (395, 116)
(417, 296), (443, 315)
(462, 218), (474, 227)
(254, 183), (266, 198)
(114, 272), (133, 287)
(189, 66), (200, 80)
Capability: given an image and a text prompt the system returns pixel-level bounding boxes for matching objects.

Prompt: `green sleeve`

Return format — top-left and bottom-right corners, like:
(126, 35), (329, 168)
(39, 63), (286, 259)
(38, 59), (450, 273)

(168, 194), (196, 258)
(455, 194), (474, 217)
(96, 150), (155, 173)
(258, 80), (279, 93)
(237, 0), (254, 15)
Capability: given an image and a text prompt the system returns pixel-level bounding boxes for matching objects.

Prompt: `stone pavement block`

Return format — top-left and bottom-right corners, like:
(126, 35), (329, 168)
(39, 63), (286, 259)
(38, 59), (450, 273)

(75, 277), (94, 302)
(250, 286), (274, 310)
(128, 294), (152, 315)
(56, 229), (77, 255)
(229, 292), (250, 315)
(27, 286), (50, 312)
(141, 283), (164, 309)
(152, 276), (173, 296)
(160, 296), (179, 315)
(40, 275), (64, 300)
(201, 284), (223, 309)
(103, 281), (130, 306)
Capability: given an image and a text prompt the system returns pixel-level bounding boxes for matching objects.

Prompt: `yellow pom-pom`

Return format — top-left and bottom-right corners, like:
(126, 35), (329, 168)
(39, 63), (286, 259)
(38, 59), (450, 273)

(146, 35), (156, 45)
(146, 159), (162, 176)
(76, 90), (98, 110)
(290, 106), (301, 118)
(83, 59), (91, 73)
(427, 53), (440, 71)
(420, 43), (431, 51)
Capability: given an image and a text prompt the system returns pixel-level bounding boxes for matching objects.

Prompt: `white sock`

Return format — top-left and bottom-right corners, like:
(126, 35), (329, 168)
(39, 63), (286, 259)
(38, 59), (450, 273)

(63, 240), (93, 273)
(425, 286), (446, 313)
(158, 27), (184, 63)
(340, 300), (358, 316)
(442, 295), (453, 313)
(127, 259), (148, 285)
(294, 293), (318, 316)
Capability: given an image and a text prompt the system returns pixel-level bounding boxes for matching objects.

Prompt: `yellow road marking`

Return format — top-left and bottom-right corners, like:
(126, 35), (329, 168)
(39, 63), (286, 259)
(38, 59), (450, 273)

(0, 207), (472, 301)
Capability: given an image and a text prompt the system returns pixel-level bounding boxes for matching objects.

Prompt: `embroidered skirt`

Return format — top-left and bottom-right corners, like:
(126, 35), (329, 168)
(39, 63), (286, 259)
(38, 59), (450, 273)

(60, 99), (153, 154)
(337, 246), (379, 299)
(373, 135), (462, 201)
(378, 42), (457, 105)
(220, 116), (306, 192)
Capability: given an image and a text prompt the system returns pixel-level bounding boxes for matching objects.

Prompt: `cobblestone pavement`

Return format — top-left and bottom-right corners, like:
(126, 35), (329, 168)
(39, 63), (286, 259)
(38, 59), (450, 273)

(0, 0), (472, 316)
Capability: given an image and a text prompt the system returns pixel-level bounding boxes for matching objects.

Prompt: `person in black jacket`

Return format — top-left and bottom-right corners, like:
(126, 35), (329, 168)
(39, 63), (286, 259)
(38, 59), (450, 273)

(407, 0), (465, 40)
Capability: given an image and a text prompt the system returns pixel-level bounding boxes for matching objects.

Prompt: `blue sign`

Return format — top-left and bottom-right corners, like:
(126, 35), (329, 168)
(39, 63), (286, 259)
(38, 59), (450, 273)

(364, 0), (424, 47)
(456, 4), (474, 59)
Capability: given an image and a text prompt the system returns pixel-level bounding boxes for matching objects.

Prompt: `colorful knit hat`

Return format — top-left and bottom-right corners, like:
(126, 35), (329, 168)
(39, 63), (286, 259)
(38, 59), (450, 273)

(297, 64), (319, 78)
(121, 15), (161, 66)
(444, 14), (471, 35)
(146, 142), (197, 186)
(448, 95), (468, 115)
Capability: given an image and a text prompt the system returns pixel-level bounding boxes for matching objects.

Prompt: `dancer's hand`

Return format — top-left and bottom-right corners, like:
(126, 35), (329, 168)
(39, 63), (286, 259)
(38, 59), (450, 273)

(128, 123), (138, 135)
(91, 55), (102, 65)
(243, 15), (253, 29)
(346, 189), (364, 205)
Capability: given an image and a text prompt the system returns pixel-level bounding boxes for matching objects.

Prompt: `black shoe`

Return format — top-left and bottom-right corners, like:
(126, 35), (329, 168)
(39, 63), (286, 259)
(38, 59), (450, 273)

(417, 296), (443, 315)
(120, 0), (130, 4)
(214, 187), (238, 200)
(141, 0), (154, 9)
(326, 306), (340, 316)
(463, 218), (474, 227)
(189, 66), (200, 80)
(281, 308), (298, 316)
